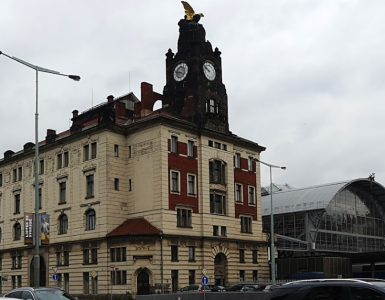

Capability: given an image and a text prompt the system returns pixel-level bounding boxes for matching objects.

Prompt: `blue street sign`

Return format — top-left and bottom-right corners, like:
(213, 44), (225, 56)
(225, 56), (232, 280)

(53, 274), (59, 281)
(201, 276), (209, 285)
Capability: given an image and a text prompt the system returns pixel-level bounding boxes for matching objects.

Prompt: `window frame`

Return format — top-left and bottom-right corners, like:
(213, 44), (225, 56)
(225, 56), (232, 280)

(187, 140), (194, 157)
(59, 214), (68, 235)
(171, 245), (178, 261)
(86, 209), (96, 230)
(235, 183), (243, 203)
(187, 173), (196, 195)
(210, 191), (226, 215)
(248, 185), (256, 205)
(176, 208), (192, 228)
(86, 174), (95, 198)
(171, 136), (178, 153)
(240, 216), (253, 233)
(59, 181), (66, 204)
(170, 170), (180, 193)
(235, 153), (241, 169)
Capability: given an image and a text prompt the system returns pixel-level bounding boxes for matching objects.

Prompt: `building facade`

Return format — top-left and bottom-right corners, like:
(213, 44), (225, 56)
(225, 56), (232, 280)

(0, 11), (269, 298)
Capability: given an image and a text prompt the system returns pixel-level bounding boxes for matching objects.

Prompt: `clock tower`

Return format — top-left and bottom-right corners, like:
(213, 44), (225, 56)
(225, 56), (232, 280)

(163, 15), (229, 133)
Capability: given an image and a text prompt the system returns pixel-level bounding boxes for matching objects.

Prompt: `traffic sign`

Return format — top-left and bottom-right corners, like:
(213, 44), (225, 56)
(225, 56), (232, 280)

(202, 268), (207, 275)
(52, 274), (59, 281)
(90, 271), (98, 278)
(201, 276), (209, 285)
(52, 267), (58, 274)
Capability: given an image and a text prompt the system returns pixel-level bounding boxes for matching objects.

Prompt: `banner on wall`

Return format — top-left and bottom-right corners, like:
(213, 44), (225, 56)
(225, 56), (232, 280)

(24, 212), (34, 245)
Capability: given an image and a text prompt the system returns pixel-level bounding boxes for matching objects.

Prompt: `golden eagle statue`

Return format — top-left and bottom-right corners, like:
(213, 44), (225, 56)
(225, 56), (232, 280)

(181, 1), (204, 22)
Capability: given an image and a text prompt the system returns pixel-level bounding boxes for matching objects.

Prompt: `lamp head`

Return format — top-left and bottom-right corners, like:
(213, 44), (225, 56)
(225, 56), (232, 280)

(68, 75), (81, 81)
(281, 167), (286, 170)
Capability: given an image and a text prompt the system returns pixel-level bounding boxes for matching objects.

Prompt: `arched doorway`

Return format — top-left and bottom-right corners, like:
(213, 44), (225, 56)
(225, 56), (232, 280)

(214, 253), (227, 286)
(30, 255), (47, 287)
(137, 271), (150, 295)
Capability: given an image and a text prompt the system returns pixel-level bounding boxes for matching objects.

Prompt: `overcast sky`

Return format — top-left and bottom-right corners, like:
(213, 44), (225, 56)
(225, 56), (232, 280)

(1, 0), (384, 188)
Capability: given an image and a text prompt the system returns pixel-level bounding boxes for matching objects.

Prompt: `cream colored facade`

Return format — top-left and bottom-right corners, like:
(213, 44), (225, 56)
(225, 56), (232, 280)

(0, 104), (270, 297)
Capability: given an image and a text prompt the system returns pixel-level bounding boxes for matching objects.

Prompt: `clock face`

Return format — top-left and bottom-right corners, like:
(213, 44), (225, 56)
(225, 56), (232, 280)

(203, 61), (216, 81)
(173, 62), (188, 81)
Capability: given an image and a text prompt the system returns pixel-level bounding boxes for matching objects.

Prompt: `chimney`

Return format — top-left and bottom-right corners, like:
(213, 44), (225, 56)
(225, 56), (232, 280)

(72, 110), (79, 118)
(46, 129), (58, 144)
(107, 95), (114, 103)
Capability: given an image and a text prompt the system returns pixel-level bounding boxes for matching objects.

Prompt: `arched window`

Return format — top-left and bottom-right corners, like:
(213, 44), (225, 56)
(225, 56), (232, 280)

(59, 214), (68, 234)
(86, 209), (96, 230)
(14, 223), (21, 240)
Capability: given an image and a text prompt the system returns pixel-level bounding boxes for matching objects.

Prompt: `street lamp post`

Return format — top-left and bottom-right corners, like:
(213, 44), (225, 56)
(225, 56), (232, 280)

(0, 51), (80, 287)
(254, 158), (285, 285)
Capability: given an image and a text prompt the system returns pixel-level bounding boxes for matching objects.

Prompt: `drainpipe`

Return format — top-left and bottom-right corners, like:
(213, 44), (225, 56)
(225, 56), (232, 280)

(161, 233), (164, 294)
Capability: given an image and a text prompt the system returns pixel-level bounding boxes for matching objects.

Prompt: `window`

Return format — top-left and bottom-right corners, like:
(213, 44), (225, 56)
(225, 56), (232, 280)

(235, 183), (242, 203)
(13, 167), (22, 182)
(83, 249), (90, 264)
(170, 171), (180, 193)
(57, 273), (70, 292)
(239, 249), (245, 263)
(128, 146), (132, 158)
(86, 174), (94, 198)
(171, 245), (178, 261)
(208, 140), (213, 147)
(14, 194), (20, 214)
(86, 209), (96, 230)
(0, 227), (2, 243)
(114, 178), (119, 191)
(0, 198), (1, 218)
(91, 142), (97, 159)
(83, 248), (97, 264)
(171, 136), (178, 153)
(111, 270), (127, 285)
(188, 247), (195, 261)
(187, 140), (194, 157)
(248, 186), (256, 205)
(14, 223), (21, 240)
(114, 144), (119, 157)
(110, 247), (127, 262)
(91, 248), (98, 263)
(12, 255), (22, 269)
(0, 172), (3, 187)
(171, 270), (179, 293)
(210, 192), (226, 215)
(241, 216), (252, 233)
(84, 145), (90, 161)
(129, 179), (132, 191)
(351, 287), (384, 300)
(187, 174), (196, 195)
(221, 226), (227, 236)
(248, 157), (253, 172)
(213, 225), (219, 236)
(84, 143), (97, 161)
(253, 270), (258, 282)
(207, 98), (218, 113)
(222, 144), (227, 151)
(240, 270), (245, 282)
(252, 250), (258, 264)
(189, 270), (195, 285)
(92, 276), (98, 294)
(305, 286), (343, 299)
(0, 256), (2, 269)
(58, 152), (69, 169)
(209, 160), (226, 184)
(235, 153), (241, 168)
(59, 182), (66, 204)
(39, 159), (44, 174)
(177, 208), (192, 227)
(64, 151), (69, 167)
(56, 251), (70, 266)
(214, 142), (221, 149)
(59, 214), (68, 234)
(83, 272), (90, 294)
(239, 270), (245, 282)
(11, 275), (22, 289)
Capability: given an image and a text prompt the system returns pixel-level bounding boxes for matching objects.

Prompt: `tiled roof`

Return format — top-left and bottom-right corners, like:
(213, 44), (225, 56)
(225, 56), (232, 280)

(107, 217), (161, 237)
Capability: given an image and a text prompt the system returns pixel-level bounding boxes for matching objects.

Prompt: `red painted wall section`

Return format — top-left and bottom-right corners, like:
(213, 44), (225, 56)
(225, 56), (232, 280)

(168, 140), (199, 213)
(234, 157), (258, 220)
